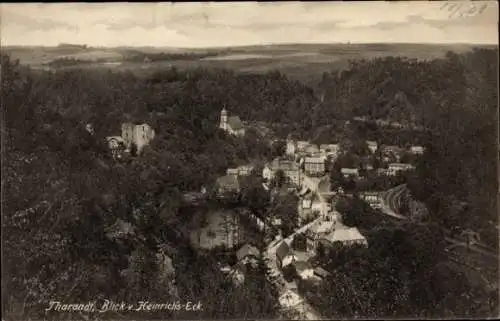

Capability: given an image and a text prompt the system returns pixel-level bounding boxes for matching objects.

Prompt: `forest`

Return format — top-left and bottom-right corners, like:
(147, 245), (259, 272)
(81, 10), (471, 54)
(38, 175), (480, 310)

(2, 46), (498, 319)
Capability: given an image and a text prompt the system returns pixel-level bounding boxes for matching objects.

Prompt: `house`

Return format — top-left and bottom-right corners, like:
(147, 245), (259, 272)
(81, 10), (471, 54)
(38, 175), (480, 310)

(236, 244), (260, 265)
(271, 217), (282, 226)
(322, 227), (368, 247)
(279, 289), (303, 309)
(286, 139), (297, 156)
(85, 123), (95, 135)
(304, 157), (326, 176)
(366, 140), (378, 153)
(305, 144), (320, 155)
(319, 144), (340, 157)
(296, 141), (310, 152)
(221, 263), (245, 286)
(376, 168), (392, 176)
(388, 163), (415, 176)
(292, 261), (314, 280)
(305, 221), (336, 253)
(219, 107), (245, 136)
(341, 168), (359, 179)
(182, 191), (207, 205)
(381, 145), (404, 162)
(236, 165), (254, 176)
(106, 136), (126, 159)
(410, 145), (424, 155)
(314, 267), (332, 279)
(359, 191), (382, 209)
(311, 194), (323, 214)
(121, 123), (156, 155)
(276, 241), (296, 269)
(320, 144), (340, 156)
(227, 165), (254, 177)
(301, 196), (312, 210)
(323, 209), (341, 223)
(215, 175), (240, 196)
(263, 158), (300, 186)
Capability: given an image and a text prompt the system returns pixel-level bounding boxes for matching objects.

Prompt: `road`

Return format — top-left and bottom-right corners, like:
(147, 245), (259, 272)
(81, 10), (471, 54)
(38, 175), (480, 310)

(265, 216), (323, 320)
(263, 171), (332, 319)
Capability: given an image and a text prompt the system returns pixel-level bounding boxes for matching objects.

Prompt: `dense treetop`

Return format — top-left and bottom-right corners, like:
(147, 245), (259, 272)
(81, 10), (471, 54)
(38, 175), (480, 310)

(2, 47), (498, 319)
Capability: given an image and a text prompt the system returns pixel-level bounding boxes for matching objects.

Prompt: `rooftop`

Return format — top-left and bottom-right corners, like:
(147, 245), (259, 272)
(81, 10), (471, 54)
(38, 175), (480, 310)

(276, 241), (291, 260)
(304, 156), (326, 163)
(106, 136), (125, 143)
(314, 267), (332, 277)
(236, 244), (260, 261)
(341, 168), (359, 174)
(228, 116), (244, 130)
(216, 175), (240, 190)
(271, 158), (298, 171)
(293, 260), (313, 272)
(308, 220), (335, 235)
(324, 227), (366, 243)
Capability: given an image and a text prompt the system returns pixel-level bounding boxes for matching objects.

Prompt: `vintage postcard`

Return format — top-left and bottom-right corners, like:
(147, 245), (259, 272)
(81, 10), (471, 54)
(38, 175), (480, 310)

(1, 1), (499, 320)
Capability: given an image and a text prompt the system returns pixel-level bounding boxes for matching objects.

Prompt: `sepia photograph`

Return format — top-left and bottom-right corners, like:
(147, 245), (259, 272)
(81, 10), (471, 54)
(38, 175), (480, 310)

(1, 1), (499, 320)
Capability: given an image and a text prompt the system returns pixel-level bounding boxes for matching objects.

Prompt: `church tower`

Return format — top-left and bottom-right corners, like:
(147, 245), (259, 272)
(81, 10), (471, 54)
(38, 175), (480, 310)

(220, 107), (228, 131)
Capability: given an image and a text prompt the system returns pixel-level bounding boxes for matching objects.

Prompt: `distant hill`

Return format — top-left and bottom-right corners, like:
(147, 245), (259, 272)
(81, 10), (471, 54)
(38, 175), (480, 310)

(3, 43), (491, 86)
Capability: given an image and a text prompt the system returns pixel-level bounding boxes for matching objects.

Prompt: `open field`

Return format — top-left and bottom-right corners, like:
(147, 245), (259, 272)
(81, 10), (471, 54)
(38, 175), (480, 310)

(3, 43), (493, 85)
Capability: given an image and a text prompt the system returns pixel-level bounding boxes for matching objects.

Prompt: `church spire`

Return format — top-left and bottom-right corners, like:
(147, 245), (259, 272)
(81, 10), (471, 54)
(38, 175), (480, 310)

(220, 106), (228, 131)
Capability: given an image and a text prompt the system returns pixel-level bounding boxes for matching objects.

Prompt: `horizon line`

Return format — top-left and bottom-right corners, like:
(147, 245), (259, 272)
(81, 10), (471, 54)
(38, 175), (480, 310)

(3, 41), (498, 49)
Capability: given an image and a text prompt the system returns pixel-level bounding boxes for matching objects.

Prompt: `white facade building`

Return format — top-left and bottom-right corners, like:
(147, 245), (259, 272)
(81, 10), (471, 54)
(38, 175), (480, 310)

(121, 123), (156, 155)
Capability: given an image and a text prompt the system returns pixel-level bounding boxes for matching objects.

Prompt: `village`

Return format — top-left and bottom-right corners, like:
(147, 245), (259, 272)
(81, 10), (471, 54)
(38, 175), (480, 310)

(96, 106), (428, 319)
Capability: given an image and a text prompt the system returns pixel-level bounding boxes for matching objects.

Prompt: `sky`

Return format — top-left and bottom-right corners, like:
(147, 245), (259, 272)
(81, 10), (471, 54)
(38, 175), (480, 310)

(1, 2), (498, 47)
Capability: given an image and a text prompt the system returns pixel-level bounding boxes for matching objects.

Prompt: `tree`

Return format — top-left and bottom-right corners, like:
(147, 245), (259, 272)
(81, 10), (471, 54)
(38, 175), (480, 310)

(271, 169), (287, 189)
(271, 193), (299, 237)
(271, 139), (286, 158)
(240, 175), (270, 218)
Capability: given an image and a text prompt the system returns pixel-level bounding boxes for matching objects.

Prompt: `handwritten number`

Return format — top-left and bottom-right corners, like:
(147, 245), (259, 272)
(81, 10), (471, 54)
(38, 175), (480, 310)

(478, 3), (487, 14)
(440, 1), (488, 19)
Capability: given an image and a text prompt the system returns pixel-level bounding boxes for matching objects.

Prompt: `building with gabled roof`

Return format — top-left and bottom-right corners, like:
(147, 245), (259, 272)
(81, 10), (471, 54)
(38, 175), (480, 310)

(215, 175), (241, 197)
(276, 241), (296, 269)
(314, 266), (332, 279)
(292, 260), (314, 280)
(341, 167), (359, 178)
(322, 227), (368, 247)
(236, 243), (260, 263)
(304, 156), (326, 176)
(409, 145), (425, 155)
(388, 163), (415, 176)
(366, 140), (378, 153)
(220, 107), (245, 136)
(263, 158), (300, 186)
(106, 136), (126, 159)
